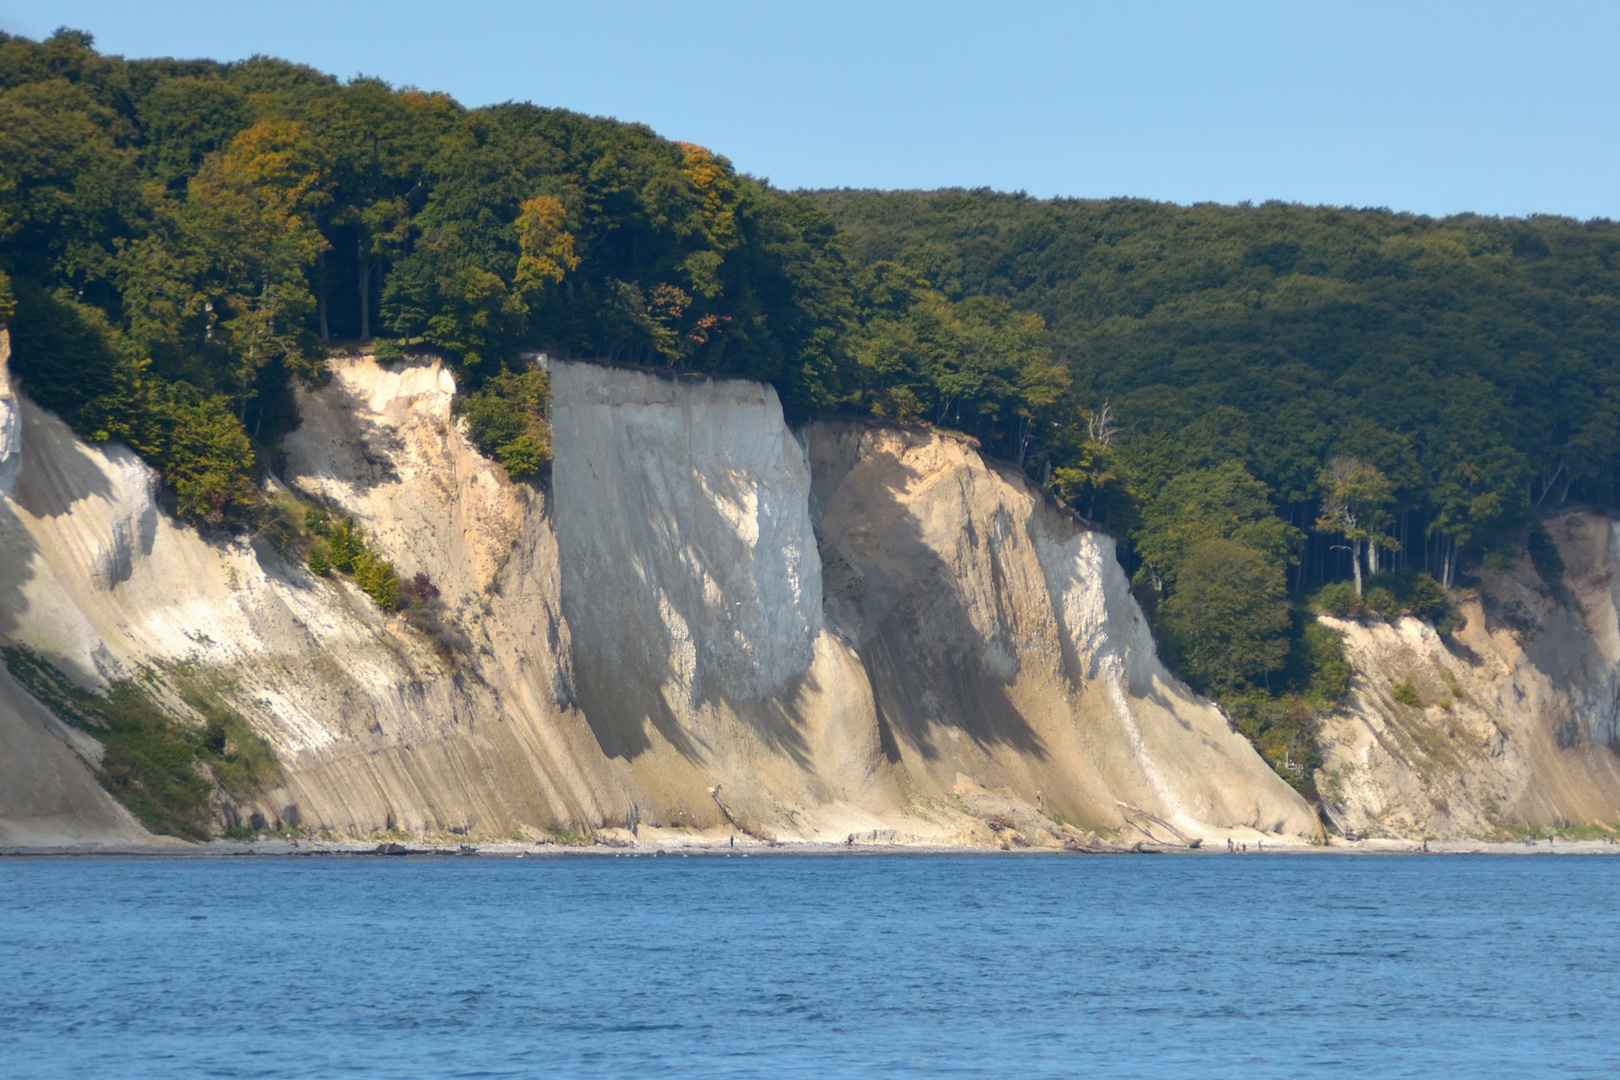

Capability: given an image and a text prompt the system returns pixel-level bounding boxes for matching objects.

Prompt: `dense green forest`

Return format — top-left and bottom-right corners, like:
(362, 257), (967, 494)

(808, 188), (1620, 586)
(6, 29), (1618, 791)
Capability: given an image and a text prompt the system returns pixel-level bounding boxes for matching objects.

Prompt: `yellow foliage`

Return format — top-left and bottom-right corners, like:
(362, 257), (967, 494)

(514, 195), (579, 291)
(677, 142), (740, 251)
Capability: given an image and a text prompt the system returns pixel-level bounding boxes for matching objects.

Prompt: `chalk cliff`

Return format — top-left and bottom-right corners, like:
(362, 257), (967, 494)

(806, 422), (1314, 841)
(1316, 512), (1620, 839)
(0, 338), (1363, 848)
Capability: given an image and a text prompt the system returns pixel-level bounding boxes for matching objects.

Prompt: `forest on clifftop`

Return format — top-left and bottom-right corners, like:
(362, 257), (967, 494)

(6, 28), (1620, 787)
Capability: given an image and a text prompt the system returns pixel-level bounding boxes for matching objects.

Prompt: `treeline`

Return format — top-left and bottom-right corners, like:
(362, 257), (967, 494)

(0, 30), (1065, 523)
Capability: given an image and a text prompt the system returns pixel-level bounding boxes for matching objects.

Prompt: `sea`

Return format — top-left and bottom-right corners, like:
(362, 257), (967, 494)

(1, 852), (1617, 1078)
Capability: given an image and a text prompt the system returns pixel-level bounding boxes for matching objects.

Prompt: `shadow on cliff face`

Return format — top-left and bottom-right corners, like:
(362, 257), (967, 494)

(284, 369), (403, 494)
(2, 399), (123, 645)
(0, 498), (40, 645)
(12, 403), (118, 521)
(812, 424), (1047, 763)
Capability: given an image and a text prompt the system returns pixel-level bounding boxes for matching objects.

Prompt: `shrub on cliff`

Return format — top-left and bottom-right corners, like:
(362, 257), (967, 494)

(454, 365), (551, 477)
(1310, 572), (1460, 632)
(304, 511), (400, 610)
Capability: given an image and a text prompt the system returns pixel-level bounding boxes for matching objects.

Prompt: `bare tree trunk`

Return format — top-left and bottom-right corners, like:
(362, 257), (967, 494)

(358, 233), (370, 341)
(1368, 541), (1379, 576)
(1295, 517), (1309, 593)
(317, 248), (329, 343)
(1352, 540), (1364, 596)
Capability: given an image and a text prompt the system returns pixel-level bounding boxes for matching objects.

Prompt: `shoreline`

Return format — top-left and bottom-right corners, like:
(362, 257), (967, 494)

(5, 835), (1620, 858)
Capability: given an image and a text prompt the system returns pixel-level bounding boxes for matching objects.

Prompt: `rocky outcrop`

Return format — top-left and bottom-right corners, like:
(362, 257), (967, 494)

(0, 343), (1320, 847)
(1317, 512), (1620, 839)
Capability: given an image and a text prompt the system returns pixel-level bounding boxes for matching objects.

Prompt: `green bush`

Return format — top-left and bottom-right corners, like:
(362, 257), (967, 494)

(1311, 581), (1361, 617)
(304, 543), (331, 575)
(1361, 586), (1399, 619)
(1391, 677), (1423, 708)
(302, 510), (402, 611)
(1295, 621), (1351, 706)
(1221, 689), (1322, 798)
(1310, 572), (1459, 631)
(454, 366), (552, 478)
(351, 549), (400, 610)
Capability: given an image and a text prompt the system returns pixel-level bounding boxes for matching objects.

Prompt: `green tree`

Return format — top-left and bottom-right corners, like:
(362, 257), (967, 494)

(455, 365), (552, 476)
(1160, 539), (1292, 693)
(1134, 461), (1302, 593)
(1315, 457), (1396, 596)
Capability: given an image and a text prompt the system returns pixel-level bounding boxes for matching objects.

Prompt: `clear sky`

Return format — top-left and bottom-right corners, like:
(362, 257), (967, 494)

(4, 0), (1617, 220)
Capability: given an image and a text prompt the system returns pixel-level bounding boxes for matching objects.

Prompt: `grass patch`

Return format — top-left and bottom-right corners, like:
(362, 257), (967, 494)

(3, 647), (280, 840)
(168, 662), (282, 800)
(1391, 677), (1423, 708)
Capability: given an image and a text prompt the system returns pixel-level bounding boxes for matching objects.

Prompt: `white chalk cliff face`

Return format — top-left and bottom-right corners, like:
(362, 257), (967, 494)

(0, 330), (173, 847)
(0, 339), (1327, 846)
(547, 362), (903, 839)
(807, 423), (1316, 840)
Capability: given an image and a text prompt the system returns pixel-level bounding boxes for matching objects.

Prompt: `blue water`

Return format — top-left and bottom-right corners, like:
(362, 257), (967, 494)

(1, 854), (1618, 1078)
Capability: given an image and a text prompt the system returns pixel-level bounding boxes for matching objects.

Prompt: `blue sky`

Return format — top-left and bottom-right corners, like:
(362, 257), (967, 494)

(4, 0), (1617, 219)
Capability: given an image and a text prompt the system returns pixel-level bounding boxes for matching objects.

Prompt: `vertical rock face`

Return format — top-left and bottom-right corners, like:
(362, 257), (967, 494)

(550, 364), (821, 705)
(807, 423), (1319, 841)
(1317, 512), (1620, 839)
(547, 362), (901, 836)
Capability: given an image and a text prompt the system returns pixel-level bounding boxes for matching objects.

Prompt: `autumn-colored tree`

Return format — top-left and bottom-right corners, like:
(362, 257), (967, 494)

(514, 195), (579, 293)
